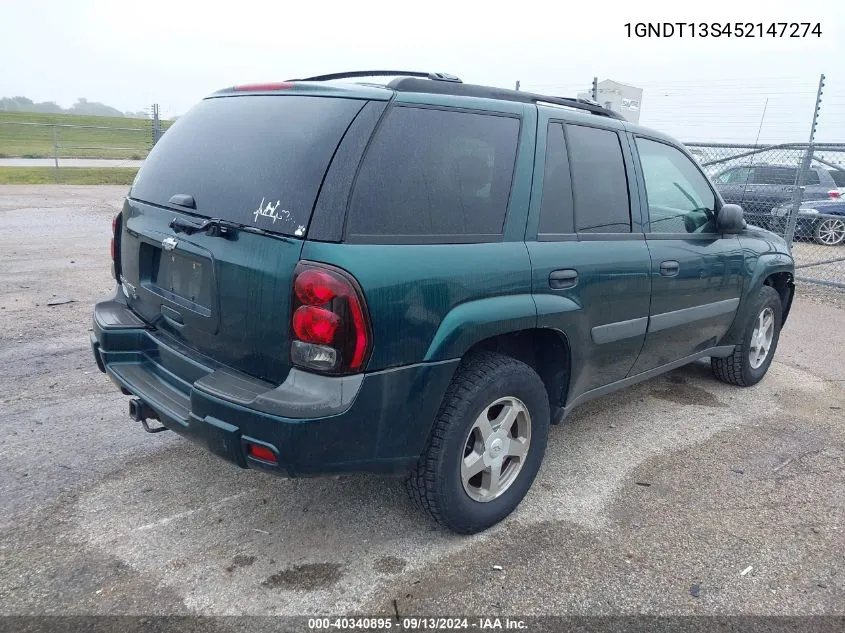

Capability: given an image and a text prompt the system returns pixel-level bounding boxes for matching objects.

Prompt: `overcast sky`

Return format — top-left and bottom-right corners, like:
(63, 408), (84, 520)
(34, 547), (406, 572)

(1, 0), (843, 143)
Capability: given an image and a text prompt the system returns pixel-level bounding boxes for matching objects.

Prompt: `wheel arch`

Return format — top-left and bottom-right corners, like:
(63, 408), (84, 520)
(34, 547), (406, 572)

(461, 328), (572, 422)
(722, 253), (794, 345)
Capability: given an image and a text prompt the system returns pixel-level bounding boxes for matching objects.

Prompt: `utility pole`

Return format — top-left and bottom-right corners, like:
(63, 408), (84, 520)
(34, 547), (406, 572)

(514, 80), (520, 91)
(783, 74), (824, 248)
(151, 104), (161, 146)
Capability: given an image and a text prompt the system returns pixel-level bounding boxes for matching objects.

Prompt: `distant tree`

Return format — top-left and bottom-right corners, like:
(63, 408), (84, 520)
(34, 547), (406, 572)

(30, 101), (63, 113)
(0, 95), (140, 117)
(67, 97), (125, 117)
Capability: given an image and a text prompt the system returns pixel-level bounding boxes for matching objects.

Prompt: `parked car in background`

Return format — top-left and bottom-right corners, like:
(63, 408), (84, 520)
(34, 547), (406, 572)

(714, 164), (841, 229)
(828, 168), (845, 196)
(771, 198), (845, 245)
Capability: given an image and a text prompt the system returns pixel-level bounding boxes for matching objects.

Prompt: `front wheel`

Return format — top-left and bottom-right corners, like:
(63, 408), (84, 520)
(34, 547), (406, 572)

(406, 352), (550, 534)
(712, 285), (783, 387)
(813, 217), (845, 246)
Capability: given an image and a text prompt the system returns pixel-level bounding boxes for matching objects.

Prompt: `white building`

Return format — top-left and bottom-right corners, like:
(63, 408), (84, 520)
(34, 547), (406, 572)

(594, 80), (643, 124)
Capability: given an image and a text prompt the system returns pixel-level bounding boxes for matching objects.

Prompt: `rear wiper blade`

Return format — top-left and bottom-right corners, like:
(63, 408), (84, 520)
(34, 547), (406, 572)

(169, 216), (275, 238)
(169, 216), (239, 237)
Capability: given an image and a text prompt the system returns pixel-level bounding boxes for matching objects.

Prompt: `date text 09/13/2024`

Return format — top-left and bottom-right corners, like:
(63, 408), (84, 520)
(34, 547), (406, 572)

(307, 617), (528, 630)
(624, 22), (822, 37)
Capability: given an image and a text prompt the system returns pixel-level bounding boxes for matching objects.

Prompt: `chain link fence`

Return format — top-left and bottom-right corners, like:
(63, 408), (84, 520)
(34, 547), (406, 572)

(688, 143), (845, 289)
(519, 74), (845, 291)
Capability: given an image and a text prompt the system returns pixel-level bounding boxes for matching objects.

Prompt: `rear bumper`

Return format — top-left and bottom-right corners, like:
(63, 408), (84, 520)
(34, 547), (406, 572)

(91, 298), (458, 476)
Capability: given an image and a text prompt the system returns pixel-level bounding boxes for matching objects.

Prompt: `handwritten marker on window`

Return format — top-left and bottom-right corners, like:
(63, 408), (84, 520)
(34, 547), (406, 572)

(740, 566), (753, 576)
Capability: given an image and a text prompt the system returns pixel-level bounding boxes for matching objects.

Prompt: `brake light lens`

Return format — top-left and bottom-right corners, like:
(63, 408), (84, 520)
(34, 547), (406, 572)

(293, 306), (340, 345)
(247, 443), (278, 464)
(829, 190), (841, 199)
(295, 269), (346, 305)
(234, 82), (294, 91)
(290, 263), (372, 374)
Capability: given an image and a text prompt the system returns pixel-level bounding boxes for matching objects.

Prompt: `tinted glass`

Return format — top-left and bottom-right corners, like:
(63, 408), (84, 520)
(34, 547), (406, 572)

(804, 170), (821, 185)
(538, 123), (573, 234)
(716, 167), (752, 184)
(751, 166), (797, 185)
(131, 95), (364, 236)
(347, 106), (520, 240)
(636, 138), (717, 234)
(830, 170), (845, 186)
(566, 125), (631, 233)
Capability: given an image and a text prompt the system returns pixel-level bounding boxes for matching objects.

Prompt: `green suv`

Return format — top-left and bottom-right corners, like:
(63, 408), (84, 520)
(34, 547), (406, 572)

(91, 71), (795, 534)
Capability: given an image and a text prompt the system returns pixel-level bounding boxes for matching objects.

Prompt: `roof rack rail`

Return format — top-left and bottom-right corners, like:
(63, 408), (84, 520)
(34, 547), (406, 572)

(531, 95), (625, 120)
(286, 70), (462, 83)
(387, 77), (625, 120)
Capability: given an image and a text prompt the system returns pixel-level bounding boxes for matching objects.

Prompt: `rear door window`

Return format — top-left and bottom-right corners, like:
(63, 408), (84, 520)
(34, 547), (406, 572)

(538, 123), (574, 235)
(751, 166), (797, 185)
(345, 106), (520, 242)
(131, 95), (365, 236)
(565, 124), (631, 233)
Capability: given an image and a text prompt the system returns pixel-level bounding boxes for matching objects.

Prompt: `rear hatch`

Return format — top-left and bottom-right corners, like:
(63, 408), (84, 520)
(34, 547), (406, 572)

(119, 92), (368, 383)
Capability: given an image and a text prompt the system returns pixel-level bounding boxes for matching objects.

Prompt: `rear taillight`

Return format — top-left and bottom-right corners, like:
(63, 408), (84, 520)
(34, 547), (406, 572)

(829, 190), (841, 199)
(110, 213), (121, 280)
(290, 262), (372, 374)
(233, 82), (294, 91)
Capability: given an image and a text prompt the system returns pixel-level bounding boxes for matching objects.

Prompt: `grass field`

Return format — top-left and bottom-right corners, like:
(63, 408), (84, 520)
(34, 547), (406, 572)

(0, 111), (170, 159)
(0, 167), (138, 185)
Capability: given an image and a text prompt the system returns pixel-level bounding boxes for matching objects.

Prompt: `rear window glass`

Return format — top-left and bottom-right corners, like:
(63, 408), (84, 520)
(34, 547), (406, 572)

(346, 106), (520, 241)
(131, 95), (364, 236)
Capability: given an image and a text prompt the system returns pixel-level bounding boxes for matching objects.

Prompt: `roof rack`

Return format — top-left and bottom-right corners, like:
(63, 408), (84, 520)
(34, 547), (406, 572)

(387, 77), (625, 120)
(286, 70), (462, 83)
(282, 71), (624, 120)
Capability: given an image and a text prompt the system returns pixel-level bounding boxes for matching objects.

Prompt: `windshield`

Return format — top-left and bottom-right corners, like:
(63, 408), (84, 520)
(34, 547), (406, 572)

(131, 95), (365, 236)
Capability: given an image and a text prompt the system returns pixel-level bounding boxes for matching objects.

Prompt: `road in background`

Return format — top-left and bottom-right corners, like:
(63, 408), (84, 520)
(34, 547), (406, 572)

(0, 158), (143, 168)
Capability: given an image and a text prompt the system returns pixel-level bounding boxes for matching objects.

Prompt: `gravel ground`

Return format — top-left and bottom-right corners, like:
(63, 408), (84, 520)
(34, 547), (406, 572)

(0, 186), (843, 622)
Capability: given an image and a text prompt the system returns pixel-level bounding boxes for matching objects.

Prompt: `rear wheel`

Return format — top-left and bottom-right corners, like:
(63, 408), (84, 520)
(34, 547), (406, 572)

(712, 285), (782, 387)
(813, 218), (845, 246)
(406, 352), (549, 534)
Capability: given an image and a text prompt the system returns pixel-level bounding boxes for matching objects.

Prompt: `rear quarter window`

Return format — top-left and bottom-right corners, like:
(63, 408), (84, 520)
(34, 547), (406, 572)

(565, 124), (631, 233)
(131, 95), (365, 236)
(345, 105), (520, 242)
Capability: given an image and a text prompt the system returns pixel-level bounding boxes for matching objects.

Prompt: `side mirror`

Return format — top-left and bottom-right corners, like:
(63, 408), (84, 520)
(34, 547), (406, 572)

(683, 209), (710, 233)
(717, 204), (746, 234)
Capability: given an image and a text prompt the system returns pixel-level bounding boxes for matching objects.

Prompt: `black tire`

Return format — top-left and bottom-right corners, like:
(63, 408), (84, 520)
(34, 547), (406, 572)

(406, 352), (550, 534)
(712, 285), (783, 387)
